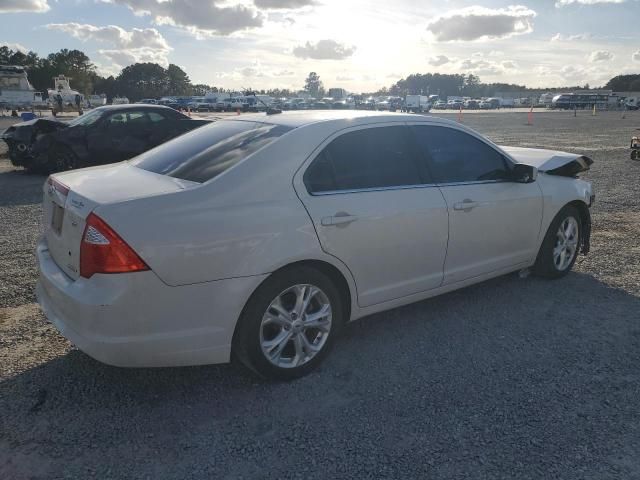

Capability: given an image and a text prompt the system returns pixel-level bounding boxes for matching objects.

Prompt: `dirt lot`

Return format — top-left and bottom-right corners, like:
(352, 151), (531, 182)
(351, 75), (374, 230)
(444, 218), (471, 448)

(1, 110), (639, 479)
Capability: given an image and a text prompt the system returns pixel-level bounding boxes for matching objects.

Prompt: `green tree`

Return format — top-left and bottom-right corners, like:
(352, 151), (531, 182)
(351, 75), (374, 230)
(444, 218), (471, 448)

(117, 63), (169, 101)
(303, 72), (324, 98)
(167, 64), (192, 96)
(191, 83), (215, 95)
(605, 74), (640, 91)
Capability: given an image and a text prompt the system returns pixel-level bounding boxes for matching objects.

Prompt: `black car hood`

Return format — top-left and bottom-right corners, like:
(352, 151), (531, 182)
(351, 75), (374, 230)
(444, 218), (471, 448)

(1, 118), (68, 141)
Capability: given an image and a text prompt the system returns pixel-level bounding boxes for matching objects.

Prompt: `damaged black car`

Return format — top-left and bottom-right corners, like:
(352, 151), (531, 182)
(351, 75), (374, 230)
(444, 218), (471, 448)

(1, 105), (210, 173)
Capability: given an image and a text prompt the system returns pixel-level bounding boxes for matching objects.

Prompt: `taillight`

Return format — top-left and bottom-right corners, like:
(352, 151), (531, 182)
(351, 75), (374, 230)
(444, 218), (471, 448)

(47, 176), (70, 196)
(80, 213), (149, 278)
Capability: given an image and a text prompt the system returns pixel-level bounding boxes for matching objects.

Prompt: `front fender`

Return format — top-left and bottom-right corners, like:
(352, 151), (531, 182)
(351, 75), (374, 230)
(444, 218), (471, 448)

(536, 173), (593, 251)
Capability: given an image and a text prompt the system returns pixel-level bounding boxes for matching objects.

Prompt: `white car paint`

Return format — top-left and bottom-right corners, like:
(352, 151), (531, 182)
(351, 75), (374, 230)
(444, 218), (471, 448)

(36, 111), (594, 368)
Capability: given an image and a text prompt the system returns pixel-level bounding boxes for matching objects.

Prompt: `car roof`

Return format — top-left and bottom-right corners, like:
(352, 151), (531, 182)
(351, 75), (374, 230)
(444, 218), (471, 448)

(228, 110), (460, 129)
(93, 104), (181, 113)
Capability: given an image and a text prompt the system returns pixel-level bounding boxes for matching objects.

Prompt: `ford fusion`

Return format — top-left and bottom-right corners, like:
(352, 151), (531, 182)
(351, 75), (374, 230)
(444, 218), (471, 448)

(36, 111), (594, 379)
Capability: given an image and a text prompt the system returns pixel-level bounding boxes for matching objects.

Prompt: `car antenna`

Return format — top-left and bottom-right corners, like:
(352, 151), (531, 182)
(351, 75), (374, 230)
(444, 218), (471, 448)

(243, 88), (282, 115)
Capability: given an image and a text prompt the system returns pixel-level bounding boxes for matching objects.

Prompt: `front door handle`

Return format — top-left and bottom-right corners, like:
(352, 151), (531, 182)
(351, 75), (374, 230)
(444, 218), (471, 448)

(321, 213), (358, 226)
(453, 199), (479, 212)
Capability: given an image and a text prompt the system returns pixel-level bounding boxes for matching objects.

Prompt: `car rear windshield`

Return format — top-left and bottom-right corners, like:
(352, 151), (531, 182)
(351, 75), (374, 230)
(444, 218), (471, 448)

(130, 120), (292, 183)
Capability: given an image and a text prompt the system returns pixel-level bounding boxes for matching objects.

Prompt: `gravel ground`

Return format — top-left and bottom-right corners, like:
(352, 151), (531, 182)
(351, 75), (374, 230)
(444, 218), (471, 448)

(1, 110), (639, 479)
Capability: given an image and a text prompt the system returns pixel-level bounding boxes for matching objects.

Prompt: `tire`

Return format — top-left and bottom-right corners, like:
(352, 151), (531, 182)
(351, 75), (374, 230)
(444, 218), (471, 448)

(631, 150), (639, 161)
(233, 266), (344, 380)
(533, 205), (582, 279)
(49, 144), (79, 173)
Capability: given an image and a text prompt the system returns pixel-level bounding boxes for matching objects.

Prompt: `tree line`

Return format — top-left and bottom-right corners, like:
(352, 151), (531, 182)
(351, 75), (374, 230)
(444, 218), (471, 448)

(0, 46), (211, 102)
(2, 45), (638, 102)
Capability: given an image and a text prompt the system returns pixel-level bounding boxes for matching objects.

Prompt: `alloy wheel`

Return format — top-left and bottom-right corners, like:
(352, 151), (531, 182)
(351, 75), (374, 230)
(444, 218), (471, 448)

(259, 284), (332, 369)
(553, 217), (579, 271)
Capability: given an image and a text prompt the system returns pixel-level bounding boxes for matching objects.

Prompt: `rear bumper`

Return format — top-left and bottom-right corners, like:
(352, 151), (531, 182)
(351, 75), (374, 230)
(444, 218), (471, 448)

(36, 237), (267, 367)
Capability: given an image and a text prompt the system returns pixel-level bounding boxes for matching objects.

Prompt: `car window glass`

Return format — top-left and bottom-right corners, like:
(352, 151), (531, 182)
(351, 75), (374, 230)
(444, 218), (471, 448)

(148, 112), (166, 122)
(411, 125), (509, 183)
(106, 113), (127, 126)
(131, 121), (292, 183)
(68, 109), (103, 126)
(304, 126), (426, 193)
(127, 112), (149, 124)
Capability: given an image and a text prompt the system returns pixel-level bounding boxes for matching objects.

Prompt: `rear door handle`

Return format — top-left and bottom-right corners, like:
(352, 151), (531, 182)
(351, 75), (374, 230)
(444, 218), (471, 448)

(453, 199), (479, 211)
(321, 214), (358, 226)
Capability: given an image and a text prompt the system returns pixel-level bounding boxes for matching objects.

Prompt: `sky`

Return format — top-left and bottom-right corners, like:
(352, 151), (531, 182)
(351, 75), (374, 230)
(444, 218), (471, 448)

(0, 0), (639, 92)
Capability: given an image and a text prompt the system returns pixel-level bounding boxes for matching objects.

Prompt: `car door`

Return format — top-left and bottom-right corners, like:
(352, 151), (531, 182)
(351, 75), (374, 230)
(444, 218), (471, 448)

(86, 111), (132, 163)
(295, 124), (449, 308)
(410, 124), (543, 285)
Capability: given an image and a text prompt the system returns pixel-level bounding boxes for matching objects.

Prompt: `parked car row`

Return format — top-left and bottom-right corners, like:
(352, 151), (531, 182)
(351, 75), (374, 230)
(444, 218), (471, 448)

(432, 98), (503, 110)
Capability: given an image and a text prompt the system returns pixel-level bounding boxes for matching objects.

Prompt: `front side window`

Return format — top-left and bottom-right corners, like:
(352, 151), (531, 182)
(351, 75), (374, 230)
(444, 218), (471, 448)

(411, 125), (509, 184)
(131, 120), (292, 183)
(304, 126), (427, 193)
(68, 109), (103, 127)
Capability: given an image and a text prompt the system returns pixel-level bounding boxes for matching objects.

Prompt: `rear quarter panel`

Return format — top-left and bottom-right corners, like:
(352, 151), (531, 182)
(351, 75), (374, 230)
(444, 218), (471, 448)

(95, 122), (358, 291)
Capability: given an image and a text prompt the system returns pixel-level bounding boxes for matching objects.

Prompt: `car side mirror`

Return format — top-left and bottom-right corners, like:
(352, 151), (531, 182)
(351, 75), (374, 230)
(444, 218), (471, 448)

(511, 163), (538, 183)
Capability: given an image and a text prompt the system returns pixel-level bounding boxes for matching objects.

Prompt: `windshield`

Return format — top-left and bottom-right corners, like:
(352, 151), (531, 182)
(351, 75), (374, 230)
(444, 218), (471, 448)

(131, 120), (292, 183)
(67, 109), (103, 127)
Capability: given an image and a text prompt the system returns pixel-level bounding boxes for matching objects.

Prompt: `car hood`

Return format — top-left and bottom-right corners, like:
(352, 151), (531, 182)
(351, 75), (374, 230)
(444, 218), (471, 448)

(500, 146), (593, 177)
(1, 118), (68, 140)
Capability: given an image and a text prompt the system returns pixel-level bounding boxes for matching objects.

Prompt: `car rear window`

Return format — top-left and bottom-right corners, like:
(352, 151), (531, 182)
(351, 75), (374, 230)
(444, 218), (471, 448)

(131, 120), (292, 183)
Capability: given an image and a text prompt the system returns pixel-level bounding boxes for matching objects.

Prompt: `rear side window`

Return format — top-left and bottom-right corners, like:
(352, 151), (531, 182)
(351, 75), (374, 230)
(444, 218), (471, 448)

(411, 125), (509, 183)
(304, 126), (427, 193)
(131, 121), (291, 183)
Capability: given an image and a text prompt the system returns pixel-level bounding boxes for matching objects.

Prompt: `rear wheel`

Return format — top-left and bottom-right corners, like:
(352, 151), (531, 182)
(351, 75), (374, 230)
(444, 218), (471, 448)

(533, 205), (582, 278)
(631, 150), (640, 161)
(233, 266), (343, 380)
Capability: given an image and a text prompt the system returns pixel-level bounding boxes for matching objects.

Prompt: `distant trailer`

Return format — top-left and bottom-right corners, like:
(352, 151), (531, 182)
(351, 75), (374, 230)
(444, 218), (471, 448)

(405, 95), (432, 113)
(551, 93), (611, 110)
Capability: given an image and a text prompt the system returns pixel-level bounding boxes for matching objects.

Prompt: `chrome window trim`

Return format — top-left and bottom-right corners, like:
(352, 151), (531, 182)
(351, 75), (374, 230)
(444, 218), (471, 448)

(436, 179), (509, 187)
(309, 183), (438, 196)
(309, 179), (514, 196)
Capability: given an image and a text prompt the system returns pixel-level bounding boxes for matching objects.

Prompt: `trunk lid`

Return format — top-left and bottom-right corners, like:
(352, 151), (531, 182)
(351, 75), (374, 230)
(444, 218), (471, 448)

(500, 146), (593, 176)
(43, 163), (196, 280)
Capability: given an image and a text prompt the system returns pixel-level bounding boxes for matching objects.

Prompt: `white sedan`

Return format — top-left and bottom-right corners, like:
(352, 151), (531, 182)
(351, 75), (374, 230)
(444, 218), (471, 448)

(36, 111), (594, 379)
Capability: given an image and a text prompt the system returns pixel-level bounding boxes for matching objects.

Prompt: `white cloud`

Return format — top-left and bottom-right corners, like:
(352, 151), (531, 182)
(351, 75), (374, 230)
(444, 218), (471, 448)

(46, 23), (172, 67)
(458, 55), (519, 76)
(632, 50), (640, 62)
(0, 42), (28, 53)
(99, 48), (170, 67)
(336, 75), (354, 81)
(588, 50), (614, 62)
(46, 23), (170, 51)
(555, 0), (626, 6)
(239, 65), (266, 77)
(0, 0), (49, 13)
(551, 33), (591, 41)
(102, 0), (263, 36)
(293, 39), (356, 60)
(428, 55), (450, 66)
(254, 0), (317, 8)
(427, 5), (536, 42)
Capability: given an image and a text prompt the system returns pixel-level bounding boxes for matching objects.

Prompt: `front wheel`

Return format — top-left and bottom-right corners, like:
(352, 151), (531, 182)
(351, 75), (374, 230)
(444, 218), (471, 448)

(533, 206), (582, 278)
(233, 266), (344, 380)
(49, 144), (79, 172)
(631, 149), (640, 161)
